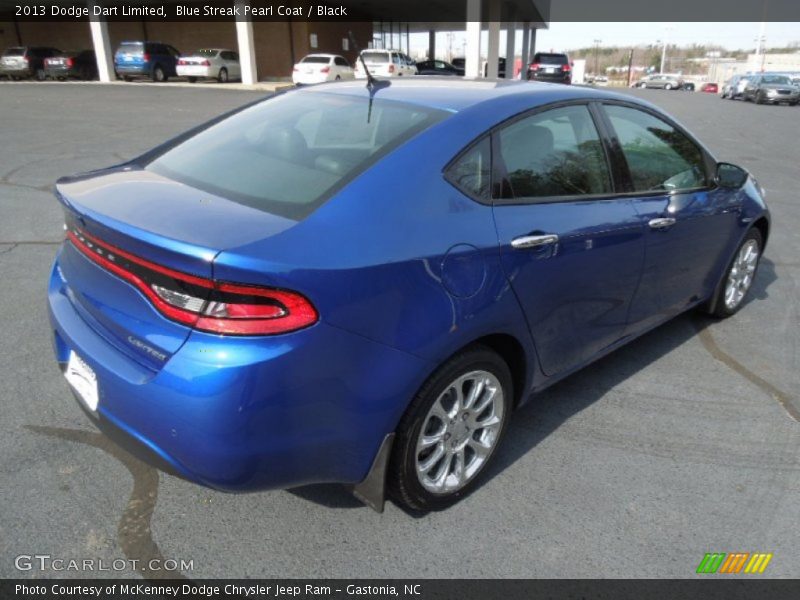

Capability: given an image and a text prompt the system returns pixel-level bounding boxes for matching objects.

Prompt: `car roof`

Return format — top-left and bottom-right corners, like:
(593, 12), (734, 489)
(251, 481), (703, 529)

(296, 77), (652, 113)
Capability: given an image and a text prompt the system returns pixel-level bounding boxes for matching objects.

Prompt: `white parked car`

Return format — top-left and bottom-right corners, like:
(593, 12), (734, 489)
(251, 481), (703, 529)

(292, 54), (354, 85)
(354, 49), (417, 79)
(177, 49), (240, 83)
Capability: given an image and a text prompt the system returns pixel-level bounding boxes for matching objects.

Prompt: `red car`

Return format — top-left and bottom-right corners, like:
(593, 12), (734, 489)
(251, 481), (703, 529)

(701, 82), (719, 93)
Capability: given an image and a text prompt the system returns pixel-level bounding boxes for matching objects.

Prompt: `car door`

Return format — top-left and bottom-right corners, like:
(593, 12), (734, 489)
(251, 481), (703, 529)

(598, 102), (741, 332)
(491, 102), (645, 376)
(225, 51), (241, 79)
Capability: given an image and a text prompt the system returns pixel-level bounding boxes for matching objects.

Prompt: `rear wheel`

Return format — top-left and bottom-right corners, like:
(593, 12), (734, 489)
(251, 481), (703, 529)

(35, 67), (46, 81)
(218, 68), (228, 83)
(665, 83), (673, 90)
(187, 76), (197, 83)
(153, 65), (166, 82)
(709, 229), (763, 318)
(387, 345), (512, 511)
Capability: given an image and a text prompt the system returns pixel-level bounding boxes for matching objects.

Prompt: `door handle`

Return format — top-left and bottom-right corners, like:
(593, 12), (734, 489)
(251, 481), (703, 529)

(511, 233), (559, 249)
(648, 217), (676, 230)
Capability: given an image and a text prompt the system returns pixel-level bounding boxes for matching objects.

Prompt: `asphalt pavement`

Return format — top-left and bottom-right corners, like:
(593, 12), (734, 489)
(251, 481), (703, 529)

(1, 82), (798, 579)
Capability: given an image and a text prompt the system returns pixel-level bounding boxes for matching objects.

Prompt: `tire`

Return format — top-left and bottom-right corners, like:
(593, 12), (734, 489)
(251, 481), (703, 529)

(755, 93), (765, 104)
(335, 75), (341, 81)
(123, 76), (132, 82)
(708, 229), (763, 318)
(187, 77), (197, 83)
(153, 65), (166, 82)
(387, 345), (513, 511)
(35, 67), (46, 81)
(217, 68), (228, 83)
(665, 83), (673, 90)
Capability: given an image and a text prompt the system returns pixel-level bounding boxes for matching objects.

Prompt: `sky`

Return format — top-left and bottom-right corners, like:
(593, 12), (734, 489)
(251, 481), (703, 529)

(404, 22), (800, 59)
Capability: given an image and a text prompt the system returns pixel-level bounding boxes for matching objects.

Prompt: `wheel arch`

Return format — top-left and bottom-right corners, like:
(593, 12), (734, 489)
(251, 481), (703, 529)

(752, 216), (770, 249)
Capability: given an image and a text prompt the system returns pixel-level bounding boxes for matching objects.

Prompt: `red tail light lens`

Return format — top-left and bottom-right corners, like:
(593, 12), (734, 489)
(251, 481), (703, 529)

(201, 59), (211, 67)
(178, 59), (186, 65)
(66, 57), (75, 68)
(562, 63), (571, 72)
(388, 64), (395, 73)
(320, 66), (330, 73)
(67, 226), (318, 336)
(530, 62), (540, 70)
(143, 53), (150, 62)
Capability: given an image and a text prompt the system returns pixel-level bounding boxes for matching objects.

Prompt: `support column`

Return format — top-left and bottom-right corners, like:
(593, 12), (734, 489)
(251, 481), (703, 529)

(504, 21), (516, 78)
(520, 22), (530, 79)
(236, 2), (257, 85)
(428, 30), (436, 60)
(529, 27), (537, 62)
(87, 1), (114, 83)
(486, 25), (500, 78)
(464, 0), (481, 78)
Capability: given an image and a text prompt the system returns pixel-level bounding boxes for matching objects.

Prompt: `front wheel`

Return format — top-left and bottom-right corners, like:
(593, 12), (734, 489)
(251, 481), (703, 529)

(387, 346), (512, 511)
(35, 67), (46, 81)
(152, 65), (166, 82)
(709, 229), (763, 318)
(665, 83), (673, 90)
(217, 68), (228, 83)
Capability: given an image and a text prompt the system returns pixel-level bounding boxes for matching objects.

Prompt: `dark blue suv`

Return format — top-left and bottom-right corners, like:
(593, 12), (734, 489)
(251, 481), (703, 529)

(114, 41), (180, 82)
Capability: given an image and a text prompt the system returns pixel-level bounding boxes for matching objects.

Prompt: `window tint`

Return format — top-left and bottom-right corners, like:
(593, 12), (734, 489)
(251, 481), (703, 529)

(445, 137), (492, 202)
(604, 105), (707, 192)
(3, 47), (25, 56)
(533, 53), (568, 65)
(334, 56), (349, 66)
(301, 56), (330, 64)
(761, 75), (790, 85)
(497, 105), (611, 200)
(147, 93), (446, 220)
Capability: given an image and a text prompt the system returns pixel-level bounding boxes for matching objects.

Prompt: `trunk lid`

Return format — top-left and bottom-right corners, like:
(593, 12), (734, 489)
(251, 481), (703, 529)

(55, 167), (296, 369)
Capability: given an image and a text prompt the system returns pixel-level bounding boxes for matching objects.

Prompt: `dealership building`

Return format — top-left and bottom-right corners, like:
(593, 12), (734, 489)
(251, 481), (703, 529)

(0, 0), (550, 82)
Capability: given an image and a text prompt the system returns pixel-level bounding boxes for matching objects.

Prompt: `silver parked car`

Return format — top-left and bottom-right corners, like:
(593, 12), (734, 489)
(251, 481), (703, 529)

(176, 48), (240, 83)
(742, 74), (800, 106)
(634, 74), (684, 90)
(721, 74), (753, 99)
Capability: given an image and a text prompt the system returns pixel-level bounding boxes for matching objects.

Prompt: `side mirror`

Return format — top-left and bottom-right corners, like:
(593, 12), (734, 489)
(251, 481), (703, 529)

(716, 162), (748, 189)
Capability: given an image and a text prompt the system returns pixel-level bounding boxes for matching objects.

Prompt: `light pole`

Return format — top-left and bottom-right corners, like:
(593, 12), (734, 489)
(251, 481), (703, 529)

(659, 25), (672, 74)
(593, 39), (601, 77)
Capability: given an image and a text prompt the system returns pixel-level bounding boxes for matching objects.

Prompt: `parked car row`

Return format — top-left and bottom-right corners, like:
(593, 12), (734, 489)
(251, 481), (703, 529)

(722, 73), (799, 106)
(1, 42), (242, 83)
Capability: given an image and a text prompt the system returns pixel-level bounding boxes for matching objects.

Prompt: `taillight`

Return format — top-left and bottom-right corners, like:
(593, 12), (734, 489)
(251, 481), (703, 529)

(178, 58), (186, 65)
(388, 64), (395, 73)
(320, 66), (330, 73)
(201, 59), (210, 67)
(67, 227), (318, 336)
(529, 62), (540, 70)
(562, 63), (571, 72)
(66, 57), (74, 68)
(143, 53), (150, 62)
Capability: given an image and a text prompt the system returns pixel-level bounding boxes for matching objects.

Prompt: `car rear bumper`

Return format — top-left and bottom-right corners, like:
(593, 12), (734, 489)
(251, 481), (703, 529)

(115, 64), (148, 76)
(176, 65), (214, 78)
(45, 66), (79, 78)
(528, 71), (571, 84)
(0, 66), (32, 76)
(48, 249), (432, 492)
(292, 72), (331, 85)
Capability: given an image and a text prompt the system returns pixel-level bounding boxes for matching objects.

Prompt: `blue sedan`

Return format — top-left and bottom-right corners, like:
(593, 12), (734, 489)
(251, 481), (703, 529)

(48, 79), (769, 511)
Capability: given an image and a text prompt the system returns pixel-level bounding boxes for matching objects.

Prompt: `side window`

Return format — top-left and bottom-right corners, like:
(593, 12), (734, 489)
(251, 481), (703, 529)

(445, 137), (492, 202)
(391, 53), (401, 65)
(603, 104), (708, 192)
(496, 104), (612, 200)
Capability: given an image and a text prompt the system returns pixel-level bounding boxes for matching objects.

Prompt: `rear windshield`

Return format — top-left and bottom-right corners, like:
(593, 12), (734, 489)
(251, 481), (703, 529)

(196, 49), (218, 57)
(3, 47), (24, 56)
(118, 43), (143, 53)
(147, 92), (446, 220)
(361, 52), (390, 63)
(301, 56), (330, 64)
(534, 53), (568, 64)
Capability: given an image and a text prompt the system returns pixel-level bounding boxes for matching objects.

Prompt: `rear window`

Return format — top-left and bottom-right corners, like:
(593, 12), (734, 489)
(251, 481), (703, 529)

(301, 56), (331, 64)
(361, 52), (389, 63)
(118, 43), (143, 53)
(534, 53), (568, 65)
(3, 47), (24, 56)
(196, 49), (219, 57)
(147, 92), (446, 220)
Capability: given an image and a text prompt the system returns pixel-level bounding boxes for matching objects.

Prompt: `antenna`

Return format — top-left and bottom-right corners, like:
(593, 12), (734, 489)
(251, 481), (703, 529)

(348, 30), (378, 90)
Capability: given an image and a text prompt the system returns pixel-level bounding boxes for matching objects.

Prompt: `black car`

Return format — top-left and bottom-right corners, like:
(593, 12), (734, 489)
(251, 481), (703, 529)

(483, 57), (506, 78)
(527, 52), (571, 84)
(44, 50), (97, 81)
(0, 46), (61, 80)
(415, 59), (462, 76)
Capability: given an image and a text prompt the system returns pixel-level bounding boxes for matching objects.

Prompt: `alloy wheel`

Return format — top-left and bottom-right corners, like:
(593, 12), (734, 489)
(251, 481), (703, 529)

(724, 239), (759, 310)
(415, 370), (504, 494)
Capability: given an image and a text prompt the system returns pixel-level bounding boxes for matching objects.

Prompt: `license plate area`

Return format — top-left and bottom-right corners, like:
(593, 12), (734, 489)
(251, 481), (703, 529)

(65, 351), (99, 411)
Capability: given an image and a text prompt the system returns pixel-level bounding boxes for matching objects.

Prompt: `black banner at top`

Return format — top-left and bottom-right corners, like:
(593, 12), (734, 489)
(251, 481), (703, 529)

(1, 0), (800, 22)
